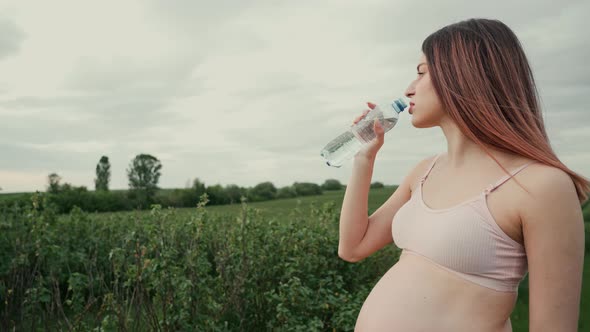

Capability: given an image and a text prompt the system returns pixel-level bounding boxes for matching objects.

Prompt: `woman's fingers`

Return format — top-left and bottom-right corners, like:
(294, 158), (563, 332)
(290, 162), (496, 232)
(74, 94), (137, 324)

(352, 109), (372, 125)
(374, 119), (384, 136)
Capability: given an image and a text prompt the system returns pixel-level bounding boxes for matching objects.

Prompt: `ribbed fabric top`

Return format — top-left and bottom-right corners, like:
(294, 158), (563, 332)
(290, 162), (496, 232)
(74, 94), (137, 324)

(392, 154), (533, 292)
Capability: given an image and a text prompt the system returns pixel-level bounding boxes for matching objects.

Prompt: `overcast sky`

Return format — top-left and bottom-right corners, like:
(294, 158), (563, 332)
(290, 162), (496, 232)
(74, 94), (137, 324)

(0, 0), (588, 193)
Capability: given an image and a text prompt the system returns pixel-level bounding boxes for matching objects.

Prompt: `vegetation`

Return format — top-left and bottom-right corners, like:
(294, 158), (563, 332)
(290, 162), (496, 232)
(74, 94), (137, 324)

(0, 188), (588, 331)
(1, 153), (588, 330)
(321, 179), (343, 191)
(0, 179), (365, 215)
(0, 192), (395, 330)
(127, 154), (163, 209)
(0, 154), (375, 214)
(95, 156), (111, 192)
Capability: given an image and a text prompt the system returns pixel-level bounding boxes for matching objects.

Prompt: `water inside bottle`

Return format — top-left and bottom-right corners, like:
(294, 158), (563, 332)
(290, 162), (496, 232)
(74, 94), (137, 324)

(351, 117), (398, 143)
(320, 117), (398, 167)
(320, 131), (362, 167)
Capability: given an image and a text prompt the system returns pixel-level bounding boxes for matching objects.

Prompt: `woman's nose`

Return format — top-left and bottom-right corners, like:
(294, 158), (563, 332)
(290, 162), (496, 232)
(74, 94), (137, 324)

(404, 82), (415, 98)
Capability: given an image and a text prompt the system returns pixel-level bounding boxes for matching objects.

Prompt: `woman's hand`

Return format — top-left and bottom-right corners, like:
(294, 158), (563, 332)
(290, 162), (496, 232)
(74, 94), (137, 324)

(351, 102), (385, 160)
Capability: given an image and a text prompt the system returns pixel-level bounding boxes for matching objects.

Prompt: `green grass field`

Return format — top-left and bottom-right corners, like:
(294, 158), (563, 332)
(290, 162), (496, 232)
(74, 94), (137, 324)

(204, 186), (397, 217)
(0, 192), (26, 200)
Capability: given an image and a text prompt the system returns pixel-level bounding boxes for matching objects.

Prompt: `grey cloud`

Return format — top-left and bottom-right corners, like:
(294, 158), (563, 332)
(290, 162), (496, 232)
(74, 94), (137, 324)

(145, 0), (256, 37)
(232, 72), (315, 100)
(369, 0), (570, 45)
(0, 140), (178, 186)
(525, 4), (590, 91)
(545, 106), (590, 139)
(0, 143), (98, 172)
(0, 97), (182, 145)
(0, 18), (25, 60)
(64, 56), (197, 95)
(0, 55), (204, 144)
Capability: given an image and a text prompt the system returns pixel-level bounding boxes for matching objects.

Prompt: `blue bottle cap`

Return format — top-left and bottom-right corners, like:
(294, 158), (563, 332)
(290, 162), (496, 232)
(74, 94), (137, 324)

(391, 98), (408, 113)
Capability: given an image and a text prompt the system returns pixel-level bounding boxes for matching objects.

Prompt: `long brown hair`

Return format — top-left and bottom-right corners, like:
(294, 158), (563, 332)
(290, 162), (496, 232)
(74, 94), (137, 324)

(422, 18), (590, 204)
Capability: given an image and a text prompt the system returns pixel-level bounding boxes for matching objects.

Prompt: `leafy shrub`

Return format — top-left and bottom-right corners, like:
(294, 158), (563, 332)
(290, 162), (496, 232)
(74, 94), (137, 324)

(249, 181), (278, 202)
(370, 182), (384, 189)
(277, 186), (297, 199)
(293, 182), (323, 196)
(321, 179), (343, 191)
(0, 193), (399, 331)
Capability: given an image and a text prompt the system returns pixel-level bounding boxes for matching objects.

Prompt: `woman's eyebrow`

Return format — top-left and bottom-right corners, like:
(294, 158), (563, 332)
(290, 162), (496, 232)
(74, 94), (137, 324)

(416, 63), (426, 71)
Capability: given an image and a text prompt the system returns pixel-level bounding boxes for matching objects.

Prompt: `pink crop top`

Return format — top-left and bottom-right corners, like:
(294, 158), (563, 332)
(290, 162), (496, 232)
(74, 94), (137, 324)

(392, 154), (533, 292)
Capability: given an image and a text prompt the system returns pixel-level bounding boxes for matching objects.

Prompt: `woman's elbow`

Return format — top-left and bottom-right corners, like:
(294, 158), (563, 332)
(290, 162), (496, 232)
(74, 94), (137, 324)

(338, 248), (362, 263)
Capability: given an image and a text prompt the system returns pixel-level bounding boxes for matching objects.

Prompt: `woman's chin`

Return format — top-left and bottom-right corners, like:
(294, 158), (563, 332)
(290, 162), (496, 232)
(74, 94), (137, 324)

(411, 116), (425, 128)
(411, 116), (436, 128)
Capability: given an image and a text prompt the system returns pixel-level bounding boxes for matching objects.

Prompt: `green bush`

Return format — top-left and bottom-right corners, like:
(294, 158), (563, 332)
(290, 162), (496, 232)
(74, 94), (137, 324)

(1, 179), (343, 214)
(322, 179), (343, 191)
(293, 182), (323, 196)
(370, 182), (384, 189)
(0, 193), (398, 331)
(249, 181), (278, 202)
(277, 186), (297, 199)
(1, 192), (588, 330)
(0, 193), (31, 212)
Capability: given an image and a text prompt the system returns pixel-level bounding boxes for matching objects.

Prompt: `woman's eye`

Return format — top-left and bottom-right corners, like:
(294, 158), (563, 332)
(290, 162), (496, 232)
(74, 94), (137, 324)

(417, 72), (425, 76)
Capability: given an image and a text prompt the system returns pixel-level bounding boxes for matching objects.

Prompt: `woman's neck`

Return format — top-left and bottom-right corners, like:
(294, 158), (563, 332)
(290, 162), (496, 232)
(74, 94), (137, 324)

(439, 118), (515, 169)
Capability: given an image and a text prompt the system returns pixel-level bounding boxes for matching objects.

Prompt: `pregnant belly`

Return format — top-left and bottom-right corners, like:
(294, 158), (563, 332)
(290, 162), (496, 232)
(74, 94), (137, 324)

(354, 251), (517, 332)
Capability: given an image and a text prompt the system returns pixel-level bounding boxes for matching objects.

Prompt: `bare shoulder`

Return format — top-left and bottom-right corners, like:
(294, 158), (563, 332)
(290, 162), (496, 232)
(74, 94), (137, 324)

(519, 163), (577, 201)
(517, 163), (580, 221)
(405, 154), (439, 192)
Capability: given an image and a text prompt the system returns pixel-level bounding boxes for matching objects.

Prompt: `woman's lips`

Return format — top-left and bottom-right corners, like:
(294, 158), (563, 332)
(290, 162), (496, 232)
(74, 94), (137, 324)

(409, 102), (415, 114)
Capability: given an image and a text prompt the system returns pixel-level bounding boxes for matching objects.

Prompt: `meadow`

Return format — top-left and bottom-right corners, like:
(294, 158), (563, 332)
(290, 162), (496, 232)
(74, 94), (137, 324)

(1, 187), (588, 331)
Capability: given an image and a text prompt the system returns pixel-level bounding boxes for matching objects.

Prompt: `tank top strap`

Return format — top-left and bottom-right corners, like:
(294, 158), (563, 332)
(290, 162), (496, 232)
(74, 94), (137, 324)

(420, 154), (442, 183)
(484, 161), (536, 195)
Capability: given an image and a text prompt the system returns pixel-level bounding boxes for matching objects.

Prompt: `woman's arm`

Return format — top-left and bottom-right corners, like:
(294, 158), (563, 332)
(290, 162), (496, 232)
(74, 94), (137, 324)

(338, 154), (433, 262)
(521, 165), (585, 332)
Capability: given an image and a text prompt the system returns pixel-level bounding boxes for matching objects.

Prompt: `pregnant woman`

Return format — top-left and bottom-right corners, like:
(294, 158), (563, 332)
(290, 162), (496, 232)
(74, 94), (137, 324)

(338, 18), (588, 332)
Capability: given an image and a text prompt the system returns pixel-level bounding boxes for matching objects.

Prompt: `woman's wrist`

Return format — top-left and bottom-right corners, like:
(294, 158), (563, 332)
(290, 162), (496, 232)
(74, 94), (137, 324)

(353, 153), (376, 166)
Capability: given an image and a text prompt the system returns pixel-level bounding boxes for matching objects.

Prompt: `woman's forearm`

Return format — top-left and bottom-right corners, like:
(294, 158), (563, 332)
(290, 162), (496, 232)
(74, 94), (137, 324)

(338, 155), (375, 261)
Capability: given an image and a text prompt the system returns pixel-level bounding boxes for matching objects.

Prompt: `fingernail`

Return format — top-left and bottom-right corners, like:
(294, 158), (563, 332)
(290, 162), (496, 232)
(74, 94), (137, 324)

(367, 102), (376, 109)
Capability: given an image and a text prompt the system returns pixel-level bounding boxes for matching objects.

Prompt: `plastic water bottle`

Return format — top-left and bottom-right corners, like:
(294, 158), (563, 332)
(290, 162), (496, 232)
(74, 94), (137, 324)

(320, 97), (409, 167)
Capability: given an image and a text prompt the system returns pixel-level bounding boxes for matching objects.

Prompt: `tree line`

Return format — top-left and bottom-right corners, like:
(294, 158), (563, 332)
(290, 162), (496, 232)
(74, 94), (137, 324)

(1, 154), (386, 214)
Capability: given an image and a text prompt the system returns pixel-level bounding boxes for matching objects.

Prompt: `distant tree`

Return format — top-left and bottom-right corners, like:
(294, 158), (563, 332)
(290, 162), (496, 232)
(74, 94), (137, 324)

(277, 186), (297, 199)
(174, 178), (208, 207)
(370, 181), (384, 189)
(225, 184), (245, 204)
(47, 173), (62, 193)
(192, 178), (206, 198)
(47, 183), (92, 213)
(250, 181), (277, 201)
(94, 156), (111, 191)
(321, 179), (343, 191)
(127, 154), (162, 207)
(60, 183), (73, 191)
(292, 182), (322, 196)
(206, 184), (229, 205)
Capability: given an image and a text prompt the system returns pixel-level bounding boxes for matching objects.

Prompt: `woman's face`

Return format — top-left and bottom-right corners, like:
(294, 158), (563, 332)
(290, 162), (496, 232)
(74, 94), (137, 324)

(404, 53), (445, 128)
